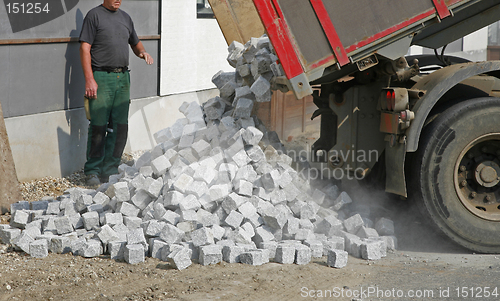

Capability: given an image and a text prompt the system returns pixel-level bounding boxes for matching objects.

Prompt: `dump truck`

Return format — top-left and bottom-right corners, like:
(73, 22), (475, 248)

(208, 0), (500, 253)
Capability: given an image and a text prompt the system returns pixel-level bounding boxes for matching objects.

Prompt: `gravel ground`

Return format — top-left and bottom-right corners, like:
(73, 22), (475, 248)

(18, 153), (136, 202)
(1, 172), (85, 225)
(1, 153), (136, 225)
(19, 171), (86, 203)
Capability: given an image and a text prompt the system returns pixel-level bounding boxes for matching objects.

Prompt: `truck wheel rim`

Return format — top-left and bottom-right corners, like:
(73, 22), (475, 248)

(454, 134), (500, 221)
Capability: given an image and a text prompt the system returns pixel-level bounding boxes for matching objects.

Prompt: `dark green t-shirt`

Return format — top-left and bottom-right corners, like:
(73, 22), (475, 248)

(79, 5), (140, 68)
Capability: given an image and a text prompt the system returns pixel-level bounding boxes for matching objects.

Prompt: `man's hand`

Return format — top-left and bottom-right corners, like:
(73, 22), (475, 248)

(132, 41), (153, 65)
(139, 52), (154, 65)
(80, 42), (98, 99)
(85, 78), (98, 99)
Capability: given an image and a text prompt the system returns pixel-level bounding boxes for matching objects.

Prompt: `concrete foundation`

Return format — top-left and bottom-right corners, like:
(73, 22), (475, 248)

(5, 89), (219, 182)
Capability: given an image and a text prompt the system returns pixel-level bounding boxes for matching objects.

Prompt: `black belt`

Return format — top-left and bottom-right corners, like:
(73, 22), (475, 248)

(92, 66), (128, 73)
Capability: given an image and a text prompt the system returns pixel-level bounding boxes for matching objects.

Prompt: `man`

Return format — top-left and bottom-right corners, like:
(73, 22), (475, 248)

(79, 0), (153, 186)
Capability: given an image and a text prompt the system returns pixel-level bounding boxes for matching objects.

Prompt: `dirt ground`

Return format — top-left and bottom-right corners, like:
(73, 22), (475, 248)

(0, 217), (498, 301)
(2, 247), (492, 301)
(1, 184), (499, 301)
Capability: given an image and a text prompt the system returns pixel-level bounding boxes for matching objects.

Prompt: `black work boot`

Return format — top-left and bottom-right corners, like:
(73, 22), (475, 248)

(86, 174), (101, 186)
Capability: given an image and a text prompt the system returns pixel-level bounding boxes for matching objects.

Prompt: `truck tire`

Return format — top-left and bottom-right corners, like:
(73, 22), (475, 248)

(409, 97), (500, 253)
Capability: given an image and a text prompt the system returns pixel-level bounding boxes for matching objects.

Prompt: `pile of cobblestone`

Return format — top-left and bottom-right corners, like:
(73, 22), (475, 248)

(0, 35), (396, 270)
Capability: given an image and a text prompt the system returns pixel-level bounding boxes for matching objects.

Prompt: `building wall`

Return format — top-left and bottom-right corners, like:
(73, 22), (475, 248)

(1, 0), (232, 181)
(0, 1), (184, 181)
(409, 27), (488, 61)
(4, 107), (88, 182)
(5, 89), (219, 182)
(0, 1), (159, 119)
(160, 0), (232, 95)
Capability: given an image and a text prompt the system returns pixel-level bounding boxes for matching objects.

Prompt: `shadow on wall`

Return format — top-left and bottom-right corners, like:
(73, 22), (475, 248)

(65, 8), (84, 114)
(57, 121), (87, 177)
(59, 8), (87, 177)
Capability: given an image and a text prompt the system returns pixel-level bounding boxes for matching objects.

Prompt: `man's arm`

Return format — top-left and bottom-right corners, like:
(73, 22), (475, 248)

(80, 42), (98, 99)
(131, 41), (154, 65)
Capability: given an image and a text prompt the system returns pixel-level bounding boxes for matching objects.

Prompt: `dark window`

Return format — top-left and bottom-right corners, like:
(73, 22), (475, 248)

(197, 0), (215, 19)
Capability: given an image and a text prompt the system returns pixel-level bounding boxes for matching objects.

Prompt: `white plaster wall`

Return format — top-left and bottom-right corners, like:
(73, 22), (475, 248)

(408, 45), (423, 55)
(456, 27), (488, 61)
(463, 27), (488, 52)
(5, 109), (88, 182)
(448, 49), (487, 62)
(126, 89), (219, 152)
(160, 0), (232, 96)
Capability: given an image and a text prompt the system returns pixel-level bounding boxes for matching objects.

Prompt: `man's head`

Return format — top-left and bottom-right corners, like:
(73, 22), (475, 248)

(102, 0), (121, 11)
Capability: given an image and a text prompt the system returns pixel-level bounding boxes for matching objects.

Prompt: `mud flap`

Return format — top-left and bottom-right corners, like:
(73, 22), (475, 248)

(385, 139), (407, 197)
(311, 91), (337, 163)
(113, 124), (128, 158)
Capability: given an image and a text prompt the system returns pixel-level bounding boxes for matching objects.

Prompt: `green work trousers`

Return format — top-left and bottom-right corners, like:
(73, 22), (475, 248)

(84, 71), (130, 177)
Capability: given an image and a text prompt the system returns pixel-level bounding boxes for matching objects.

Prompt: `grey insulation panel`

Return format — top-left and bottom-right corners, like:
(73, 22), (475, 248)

(0, 0), (158, 39)
(0, 40), (158, 118)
